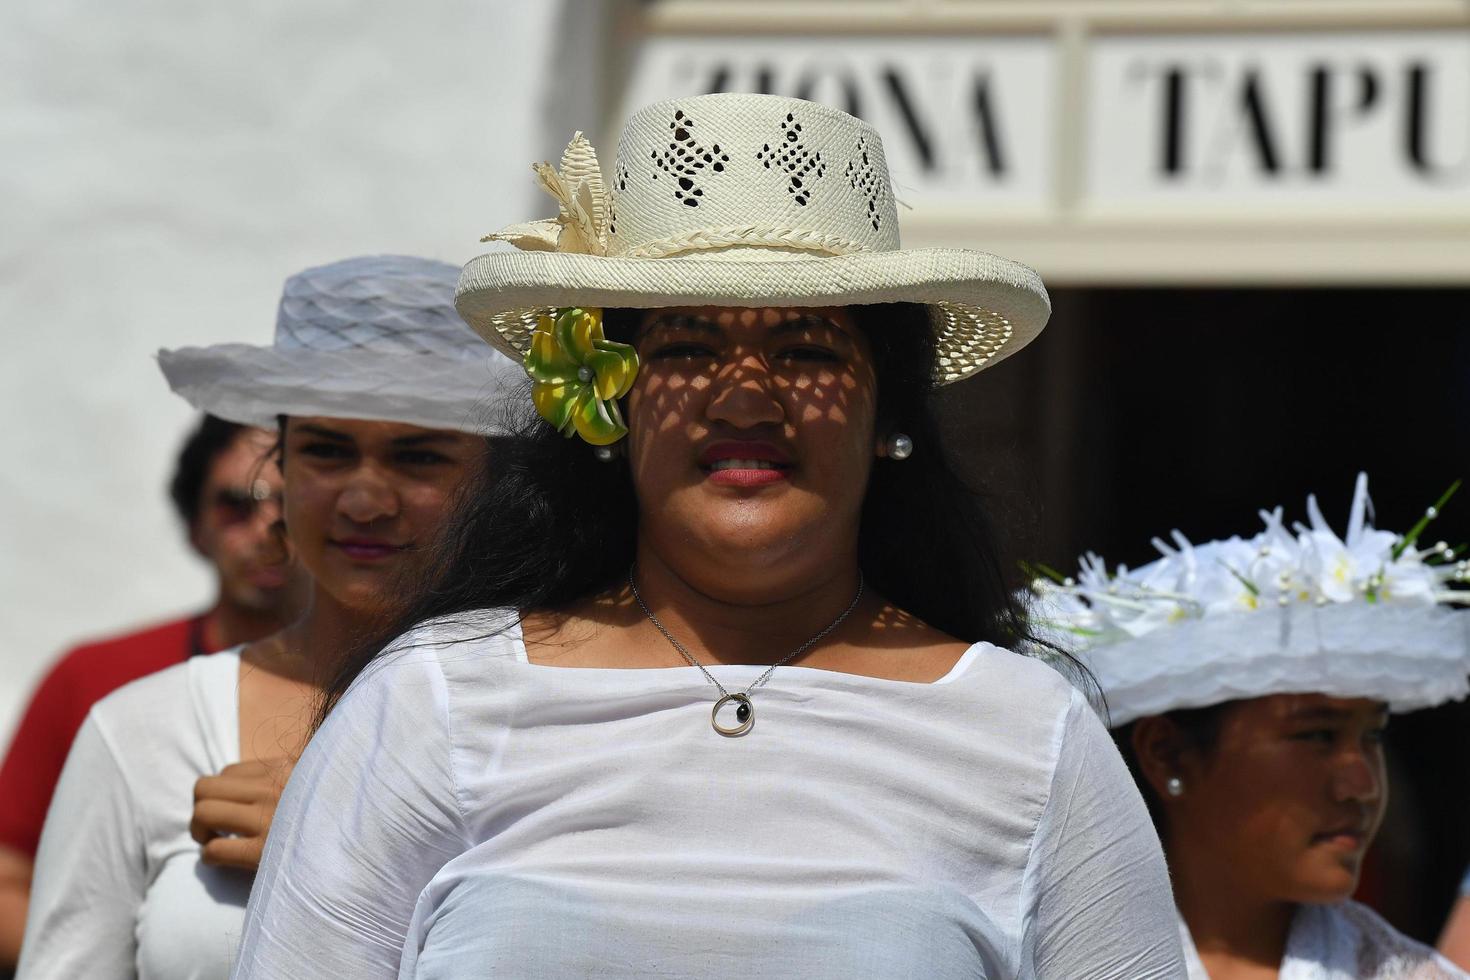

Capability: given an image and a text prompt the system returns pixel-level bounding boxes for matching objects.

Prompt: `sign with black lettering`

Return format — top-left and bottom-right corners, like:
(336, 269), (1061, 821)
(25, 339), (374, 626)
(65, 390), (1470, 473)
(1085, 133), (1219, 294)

(1087, 31), (1470, 208)
(624, 31), (1470, 214)
(620, 30), (1469, 278)
(620, 35), (1054, 212)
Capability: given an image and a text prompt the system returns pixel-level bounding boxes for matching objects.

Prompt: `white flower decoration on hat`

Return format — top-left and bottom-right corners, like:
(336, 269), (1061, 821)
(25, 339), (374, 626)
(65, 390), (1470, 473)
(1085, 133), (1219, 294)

(1032, 473), (1470, 726)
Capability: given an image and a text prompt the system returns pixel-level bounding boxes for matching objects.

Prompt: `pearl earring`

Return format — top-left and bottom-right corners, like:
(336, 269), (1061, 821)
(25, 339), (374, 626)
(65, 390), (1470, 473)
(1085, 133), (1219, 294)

(884, 433), (913, 460)
(593, 445), (617, 462)
(1165, 776), (1185, 798)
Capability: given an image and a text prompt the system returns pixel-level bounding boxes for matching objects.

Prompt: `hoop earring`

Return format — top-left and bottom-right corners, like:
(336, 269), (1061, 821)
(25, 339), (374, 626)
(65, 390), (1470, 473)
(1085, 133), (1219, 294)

(1165, 776), (1185, 798)
(884, 433), (913, 460)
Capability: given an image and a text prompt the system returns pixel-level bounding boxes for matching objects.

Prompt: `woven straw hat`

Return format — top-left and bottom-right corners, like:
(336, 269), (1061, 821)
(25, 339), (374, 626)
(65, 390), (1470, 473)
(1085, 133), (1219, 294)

(456, 93), (1050, 384)
(159, 255), (523, 434)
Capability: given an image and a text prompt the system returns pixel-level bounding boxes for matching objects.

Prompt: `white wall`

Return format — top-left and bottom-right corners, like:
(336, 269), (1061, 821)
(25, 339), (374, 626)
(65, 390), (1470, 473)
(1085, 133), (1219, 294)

(0, 0), (605, 734)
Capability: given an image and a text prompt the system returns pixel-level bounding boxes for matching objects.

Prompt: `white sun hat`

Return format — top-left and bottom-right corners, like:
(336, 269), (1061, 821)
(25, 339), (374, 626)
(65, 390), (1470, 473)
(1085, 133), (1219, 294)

(159, 255), (524, 435)
(456, 93), (1051, 385)
(1031, 474), (1470, 726)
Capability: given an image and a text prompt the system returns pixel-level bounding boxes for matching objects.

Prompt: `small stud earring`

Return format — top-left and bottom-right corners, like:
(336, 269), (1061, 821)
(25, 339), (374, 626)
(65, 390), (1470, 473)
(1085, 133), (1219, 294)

(884, 433), (913, 460)
(1165, 776), (1185, 798)
(593, 445), (617, 462)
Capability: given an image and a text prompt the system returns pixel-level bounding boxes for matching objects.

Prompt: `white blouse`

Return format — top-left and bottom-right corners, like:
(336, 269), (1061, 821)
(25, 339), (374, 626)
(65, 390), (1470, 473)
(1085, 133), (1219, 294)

(1180, 902), (1468, 979)
(20, 650), (249, 980)
(235, 611), (1186, 979)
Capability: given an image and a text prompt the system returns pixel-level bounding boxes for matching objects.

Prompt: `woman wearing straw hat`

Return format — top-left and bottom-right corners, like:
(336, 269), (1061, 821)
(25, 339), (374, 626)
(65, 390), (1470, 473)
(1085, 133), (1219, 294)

(1034, 474), (1470, 979)
(236, 96), (1186, 978)
(17, 256), (522, 979)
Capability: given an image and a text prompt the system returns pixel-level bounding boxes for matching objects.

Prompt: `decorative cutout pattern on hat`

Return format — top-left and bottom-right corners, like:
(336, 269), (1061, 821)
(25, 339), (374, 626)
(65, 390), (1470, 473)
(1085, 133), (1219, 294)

(845, 136), (885, 232)
(651, 108), (730, 208)
(932, 304), (1012, 383)
(460, 94), (1054, 388)
(756, 112), (827, 207)
(609, 162), (631, 237)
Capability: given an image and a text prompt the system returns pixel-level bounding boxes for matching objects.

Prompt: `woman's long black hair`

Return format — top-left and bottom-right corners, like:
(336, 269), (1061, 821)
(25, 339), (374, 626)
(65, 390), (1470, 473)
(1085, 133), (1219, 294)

(318, 302), (1075, 722)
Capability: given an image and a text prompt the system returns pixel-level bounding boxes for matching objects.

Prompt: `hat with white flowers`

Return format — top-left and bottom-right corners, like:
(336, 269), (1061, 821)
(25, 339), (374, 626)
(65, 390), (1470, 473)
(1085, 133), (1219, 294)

(1031, 474), (1470, 726)
(455, 93), (1051, 391)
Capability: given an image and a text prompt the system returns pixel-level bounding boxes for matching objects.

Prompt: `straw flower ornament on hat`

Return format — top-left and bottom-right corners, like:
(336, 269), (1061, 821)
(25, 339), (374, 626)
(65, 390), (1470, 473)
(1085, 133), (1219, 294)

(158, 255), (522, 434)
(456, 93), (1052, 445)
(1032, 473), (1470, 726)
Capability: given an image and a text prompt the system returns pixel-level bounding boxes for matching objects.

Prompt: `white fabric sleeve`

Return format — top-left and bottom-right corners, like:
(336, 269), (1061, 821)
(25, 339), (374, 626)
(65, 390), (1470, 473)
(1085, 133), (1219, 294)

(17, 714), (145, 980)
(1022, 689), (1188, 979)
(232, 649), (469, 979)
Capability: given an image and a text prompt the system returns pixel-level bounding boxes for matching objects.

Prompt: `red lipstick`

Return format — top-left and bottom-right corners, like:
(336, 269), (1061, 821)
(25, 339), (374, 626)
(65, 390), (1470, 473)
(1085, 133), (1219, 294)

(698, 441), (792, 488)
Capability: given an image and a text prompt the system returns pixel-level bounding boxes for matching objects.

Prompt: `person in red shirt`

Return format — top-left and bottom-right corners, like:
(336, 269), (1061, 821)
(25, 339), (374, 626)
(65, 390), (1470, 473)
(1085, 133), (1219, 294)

(0, 415), (296, 968)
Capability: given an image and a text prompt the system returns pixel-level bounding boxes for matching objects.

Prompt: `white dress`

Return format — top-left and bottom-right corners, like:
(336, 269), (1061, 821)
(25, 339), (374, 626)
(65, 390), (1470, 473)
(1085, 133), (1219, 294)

(1180, 902), (1468, 979)
(235, 610), (1185, 979)
(19, 650), (248, 980)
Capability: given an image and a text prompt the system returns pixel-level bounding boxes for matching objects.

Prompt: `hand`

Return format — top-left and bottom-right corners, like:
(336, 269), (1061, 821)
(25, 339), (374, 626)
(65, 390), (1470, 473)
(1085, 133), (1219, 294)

(0, 843), (33, 968)
(189, 759), (295, 871)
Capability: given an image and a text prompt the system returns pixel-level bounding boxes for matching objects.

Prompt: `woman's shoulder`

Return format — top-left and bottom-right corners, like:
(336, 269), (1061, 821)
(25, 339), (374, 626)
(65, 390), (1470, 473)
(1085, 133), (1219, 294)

(960, 641), (1092, 711)
(342, 608), (524, 706)
(299, 613), (524, 813)
(67, 650), (241, 811)
(87, 648), (239, 738)
(861, 603), (1087, 700)
(398, 607), (522, 649)
(935, 643), (1107, 791)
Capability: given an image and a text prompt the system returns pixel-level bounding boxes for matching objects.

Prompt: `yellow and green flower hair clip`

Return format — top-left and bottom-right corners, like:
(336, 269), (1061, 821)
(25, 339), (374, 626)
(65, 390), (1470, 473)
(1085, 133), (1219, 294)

(524, 307), (639, 446)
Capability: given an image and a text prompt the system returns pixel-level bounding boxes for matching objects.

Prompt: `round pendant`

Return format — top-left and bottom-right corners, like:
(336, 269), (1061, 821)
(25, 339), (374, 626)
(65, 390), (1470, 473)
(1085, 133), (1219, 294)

(711, 693), (754, 737)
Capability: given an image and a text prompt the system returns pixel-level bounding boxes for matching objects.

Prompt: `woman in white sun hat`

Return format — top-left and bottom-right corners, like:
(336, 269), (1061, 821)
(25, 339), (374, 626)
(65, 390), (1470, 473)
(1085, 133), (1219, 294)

(236, 95), (1186, 978)
(1033, 474), (1470, 979)
(18, 255), (522, 980)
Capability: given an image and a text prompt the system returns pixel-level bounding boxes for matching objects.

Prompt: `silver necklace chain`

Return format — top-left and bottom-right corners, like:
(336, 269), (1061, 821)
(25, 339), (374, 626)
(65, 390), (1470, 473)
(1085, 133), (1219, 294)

(628, 566), (865, 719)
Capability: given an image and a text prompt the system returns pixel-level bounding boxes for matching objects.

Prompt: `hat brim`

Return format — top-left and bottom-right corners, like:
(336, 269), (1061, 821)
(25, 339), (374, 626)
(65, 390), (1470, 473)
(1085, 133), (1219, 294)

(1085, 603), (1470, 727)
(157, 345), (519, 435)
(455, 247), (1050, 385)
